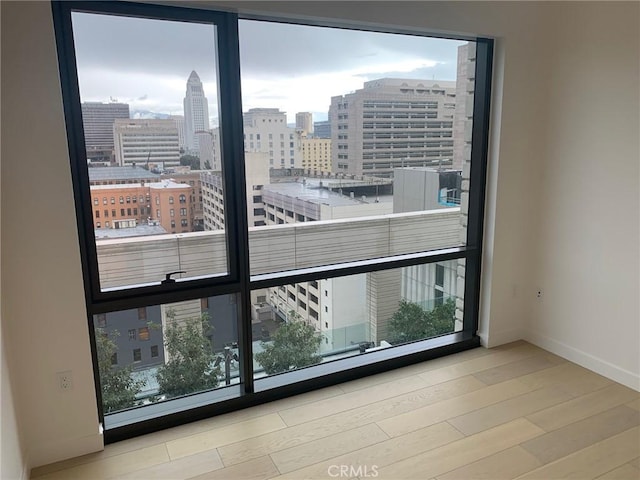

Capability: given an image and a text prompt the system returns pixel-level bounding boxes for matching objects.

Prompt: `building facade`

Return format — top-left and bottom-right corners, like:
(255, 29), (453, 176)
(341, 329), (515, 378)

(113, 119), (181, 168)
(90, 179), (194, 234)
(295, 111), (313, 135)
(81, 101), (130, 162)
(301, 137), (332, 173)
(329, 78), (457, 177)
(243, 108), (302, 169)
(183, 70), (210, 153)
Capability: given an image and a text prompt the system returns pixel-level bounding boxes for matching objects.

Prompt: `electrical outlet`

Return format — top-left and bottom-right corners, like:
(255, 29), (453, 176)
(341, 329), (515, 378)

(57, 370), (73, 391)
(536, 289), (543, 299)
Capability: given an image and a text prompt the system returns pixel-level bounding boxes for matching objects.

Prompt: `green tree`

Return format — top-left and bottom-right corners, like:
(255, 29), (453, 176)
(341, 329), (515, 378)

(179, 154), (200, 170)
(95, 328), (145, 413)
(388, 298), (456, 344)
(156, 310), (220, 398)
(255, 312), (323, 375)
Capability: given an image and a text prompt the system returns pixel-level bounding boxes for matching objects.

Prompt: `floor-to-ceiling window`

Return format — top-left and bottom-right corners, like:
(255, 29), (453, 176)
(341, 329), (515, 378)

(52, 1), (493, 442)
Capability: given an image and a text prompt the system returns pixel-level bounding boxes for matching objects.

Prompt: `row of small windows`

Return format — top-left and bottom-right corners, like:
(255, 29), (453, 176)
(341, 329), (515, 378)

(362, 141), (454, 149)
(362, 101), (438, 109)
(362, 121), (453, 129)
(362, 132), (449, 140)
(362, 112), (438, 120)
(93, 194), (186, 206)
(95, 207), (149, 218)
(361, 154), (452, 165)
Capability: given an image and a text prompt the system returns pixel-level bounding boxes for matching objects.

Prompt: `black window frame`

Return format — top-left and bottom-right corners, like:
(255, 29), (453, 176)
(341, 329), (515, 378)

(52, 0), (493, 444)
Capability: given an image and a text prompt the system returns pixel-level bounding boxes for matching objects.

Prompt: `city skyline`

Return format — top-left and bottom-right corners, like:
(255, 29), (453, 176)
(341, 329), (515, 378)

(71, 12), (464, 125)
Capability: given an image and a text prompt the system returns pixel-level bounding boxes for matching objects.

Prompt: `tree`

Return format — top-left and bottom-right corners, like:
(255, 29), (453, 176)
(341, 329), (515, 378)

(255, 312), (323, 375)
(388, 298), (456, 344)
(155, 310), (220, 398)
(95, 328), (145, 413)
(179, 154), (200, 170)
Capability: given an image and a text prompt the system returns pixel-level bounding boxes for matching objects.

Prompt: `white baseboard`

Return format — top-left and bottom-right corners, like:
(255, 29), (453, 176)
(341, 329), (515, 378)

(524, 330), (640, 392)
(478, 327), (525, 349)
(28, 432), (103, 471)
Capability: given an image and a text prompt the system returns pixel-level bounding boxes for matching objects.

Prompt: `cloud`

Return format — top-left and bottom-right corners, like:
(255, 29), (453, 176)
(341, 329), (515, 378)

(71, 11), (466, 125)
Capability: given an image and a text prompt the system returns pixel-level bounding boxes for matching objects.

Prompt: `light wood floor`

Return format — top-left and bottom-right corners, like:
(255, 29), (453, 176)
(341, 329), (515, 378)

(31, 341), (640, 480)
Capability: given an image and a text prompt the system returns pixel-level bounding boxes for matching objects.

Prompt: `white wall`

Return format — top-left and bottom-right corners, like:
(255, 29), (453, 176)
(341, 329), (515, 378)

(1, 1), (103, 470)
(526, 2), (640, 390)
(1, 0), (637, 472)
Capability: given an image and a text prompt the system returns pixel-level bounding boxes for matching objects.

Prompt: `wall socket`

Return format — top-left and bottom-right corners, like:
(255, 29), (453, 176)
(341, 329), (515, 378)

(536, 289), (544, 299)
(57, 370), (73, 391)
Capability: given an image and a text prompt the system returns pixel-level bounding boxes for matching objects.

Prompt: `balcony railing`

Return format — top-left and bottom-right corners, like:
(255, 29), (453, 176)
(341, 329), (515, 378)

(96, 208), (461, 289)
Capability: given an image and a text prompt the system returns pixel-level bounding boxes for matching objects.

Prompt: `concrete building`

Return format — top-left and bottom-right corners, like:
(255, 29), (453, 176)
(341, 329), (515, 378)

(261, 177), (394, 348)
(295, 111), (313, 135)
(301, 137), (332, 173)
(113, 119), (180, 168)
(313, 120), (331, 139)
(183, 70), (210, 153)
(243, 108), (302, 168)
(169, 115), (186, 153)
(201, 152), (270, 230)
(81, 101), (130, 163)
(329, 78), (456, 177)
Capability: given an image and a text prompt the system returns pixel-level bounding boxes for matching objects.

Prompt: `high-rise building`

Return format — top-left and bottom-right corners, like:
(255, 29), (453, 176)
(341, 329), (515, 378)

(295, 112), (313, 135)
(81, 101), (130, 161)
(169, 115), (186, 153)
(243, 108), (302, 169)
(313, 120), (331, 139)
(183, 70), (210, 153)
(329, 78), (456, 177)
(113, 119), (180, 168)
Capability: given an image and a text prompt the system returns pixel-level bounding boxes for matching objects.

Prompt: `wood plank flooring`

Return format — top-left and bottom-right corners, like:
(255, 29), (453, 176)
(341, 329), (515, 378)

(30, 342), (640, 480)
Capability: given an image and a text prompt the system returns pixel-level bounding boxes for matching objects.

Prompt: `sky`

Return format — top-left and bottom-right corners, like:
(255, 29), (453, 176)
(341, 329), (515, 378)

(72, 12), (465, 125)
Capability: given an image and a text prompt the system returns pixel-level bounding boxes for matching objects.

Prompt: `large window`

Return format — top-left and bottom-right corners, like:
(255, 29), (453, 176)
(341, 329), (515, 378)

(53, 1), (492, 442)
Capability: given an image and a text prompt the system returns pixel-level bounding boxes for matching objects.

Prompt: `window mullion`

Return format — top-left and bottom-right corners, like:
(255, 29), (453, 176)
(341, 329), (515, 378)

(216, 13), (254, 393)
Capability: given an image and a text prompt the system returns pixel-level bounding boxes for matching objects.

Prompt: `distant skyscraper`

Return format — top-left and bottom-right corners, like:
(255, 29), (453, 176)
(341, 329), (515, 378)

(313, 120), (331, 139)
(295, 112), (313, 135)
(183, 71), (210, 153)
(81, 101), (129, 150)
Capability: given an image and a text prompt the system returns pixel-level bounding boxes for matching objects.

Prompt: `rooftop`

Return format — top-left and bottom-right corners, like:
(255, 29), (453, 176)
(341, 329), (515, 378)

(94, 224), (167, 239)
(88, 166), (160, 182)
(263, 179), (393, 207)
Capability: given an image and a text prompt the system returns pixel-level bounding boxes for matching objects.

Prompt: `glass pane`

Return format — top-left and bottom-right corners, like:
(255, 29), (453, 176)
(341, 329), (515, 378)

(251, 260), (463, 379)
(235, 20), (475, 275)
(70, 12), (227, 290)
(93, 293), (239, 426)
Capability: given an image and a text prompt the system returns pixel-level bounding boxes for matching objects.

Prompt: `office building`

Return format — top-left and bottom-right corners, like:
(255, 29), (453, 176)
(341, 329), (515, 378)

(313, 120), (331, 138)
(183, 70), (210, 153)
(169, 115), (186, 153)
(295, 111), (313, 135)
(113, 119), (181, 168)
(81, 101), (130, 162)
(243, 108), (302, 168)
(329, 78), (456, 177)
